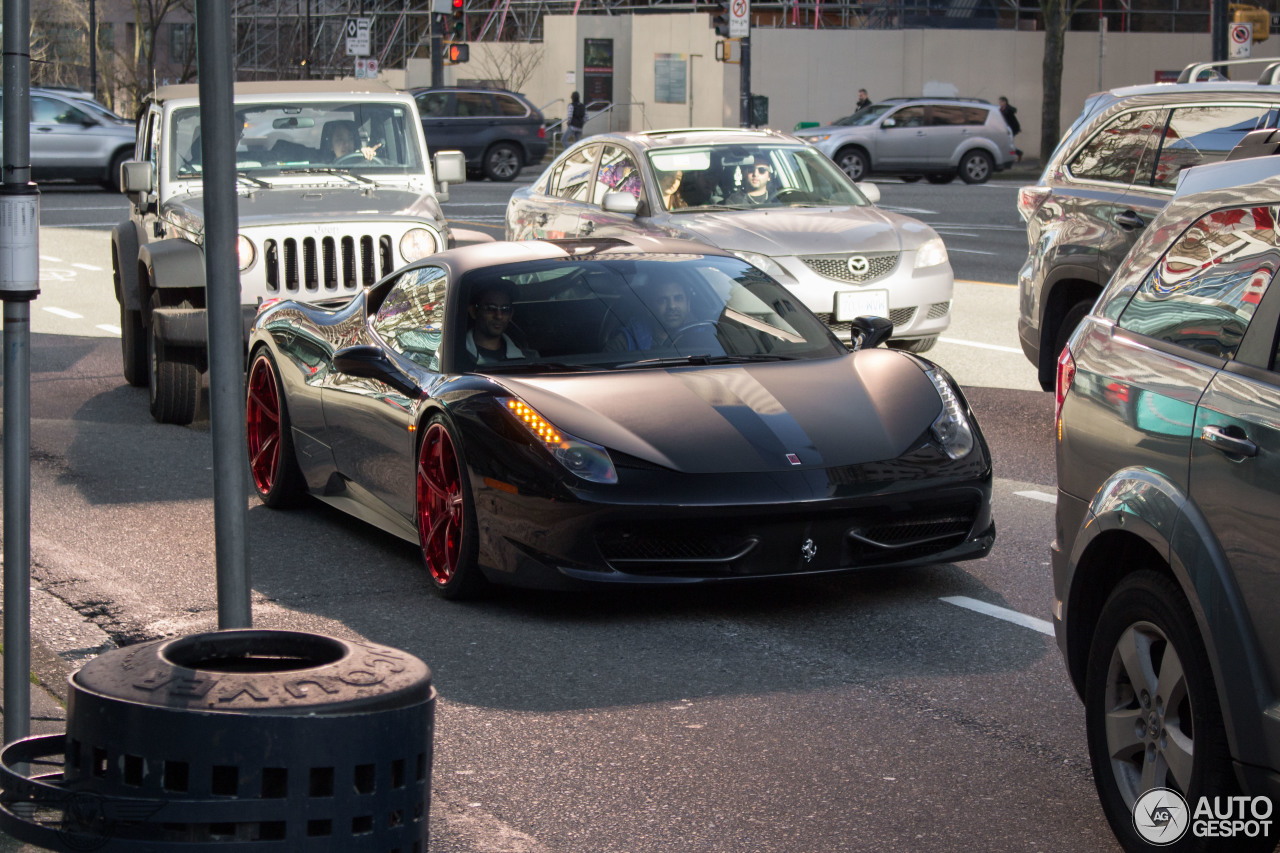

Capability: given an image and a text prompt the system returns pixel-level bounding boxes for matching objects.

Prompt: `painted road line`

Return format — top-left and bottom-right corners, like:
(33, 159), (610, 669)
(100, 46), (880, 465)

(44, 223), (115, 229)
(879, 204), (940, 216)
(940, 595), (1054, 636)
(938, 336), (1021, 354)
(96, 324), (122, 335)
(933, 223), (1025, 232)
(71, 263), (103, 272)
(39, 255), (62, 262)
(948, 247), (998, 256)
(42, 307), (83, 320)
(934, 230), (981, 238)
(1015, 490), (1057, 504)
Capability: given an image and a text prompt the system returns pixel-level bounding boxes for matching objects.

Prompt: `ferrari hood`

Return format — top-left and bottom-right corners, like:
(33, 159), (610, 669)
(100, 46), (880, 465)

(672, 207), (934, 256)
(498, 350), (944, 474)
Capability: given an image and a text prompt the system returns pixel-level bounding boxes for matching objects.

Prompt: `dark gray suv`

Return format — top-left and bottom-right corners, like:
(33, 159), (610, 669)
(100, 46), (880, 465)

(411, 86), (548, 181)
(1053, 156), (1280, 853)
(1017, 66), (1280, 391)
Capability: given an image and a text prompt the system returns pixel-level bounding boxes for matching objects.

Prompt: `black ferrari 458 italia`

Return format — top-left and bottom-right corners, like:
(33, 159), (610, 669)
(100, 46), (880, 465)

(245, 235), (994, 598)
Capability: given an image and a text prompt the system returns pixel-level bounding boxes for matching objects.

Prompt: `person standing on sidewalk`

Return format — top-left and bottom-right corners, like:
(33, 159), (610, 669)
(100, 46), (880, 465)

(855, 89), (873, 112)
(999, 96), (1023, 162)
(563, 91), (586, 146)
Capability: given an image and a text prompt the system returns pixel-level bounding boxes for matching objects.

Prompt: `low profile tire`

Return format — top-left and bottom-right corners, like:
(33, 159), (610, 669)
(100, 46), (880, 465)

(120, 304), (148, 388)
(417, 415), (486, 599)
(148, 309), (200, 426)
(835, 147), (868, 182)
(1054, 300), (1093, 366)
(1084, 571), (1263, 853)
(887, 335), (938, 354)
(926, 173), (955, 184)
(959, 150), (993, 184)
(483, 143), (522, 182)
(246, 349), (306, 508)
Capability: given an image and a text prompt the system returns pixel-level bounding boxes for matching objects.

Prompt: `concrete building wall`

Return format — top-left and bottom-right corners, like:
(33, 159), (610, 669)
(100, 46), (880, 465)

(395, 20), (1280, 158)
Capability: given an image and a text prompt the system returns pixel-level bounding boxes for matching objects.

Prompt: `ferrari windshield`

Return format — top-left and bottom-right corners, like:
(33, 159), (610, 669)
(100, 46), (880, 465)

(169, 101), (426, 181)
(643, 144), (869, 211)
(442, 253), (846, 373)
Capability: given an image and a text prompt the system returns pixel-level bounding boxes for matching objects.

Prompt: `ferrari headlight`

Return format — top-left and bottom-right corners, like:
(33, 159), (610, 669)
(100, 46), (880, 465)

(500, 398), (617, 484)
(925, 367), (974, 459)
(399, 228), (439, 262)
(732, 251), (795, 282)
(914, 237), (948, 270)
(237, 235), (256, 272)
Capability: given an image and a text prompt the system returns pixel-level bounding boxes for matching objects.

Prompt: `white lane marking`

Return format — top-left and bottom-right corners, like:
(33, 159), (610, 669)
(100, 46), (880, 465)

(39, 255), (63, 262)
(937, 336), (1021, 354)
(441, 202), (510, 207)
(941, 595), (1055, 636)
(71, 263), (103, 271)
(42, 306), (83, 319)
(96, 324), (122, 335)
(934, 230), (981, 238)
(933, 222), (1025, 231)
(43, 223), (114, 229)
(1015, 490), (1057, 504)
(947, 247), (998, 256)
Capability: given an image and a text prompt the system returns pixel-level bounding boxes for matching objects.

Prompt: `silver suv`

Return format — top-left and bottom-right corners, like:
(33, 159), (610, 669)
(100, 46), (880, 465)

(113, 80), (467, 425)
(1053, 155), (1280, 852)
(1017, 62), (1280, 390)
(793, 97), (1016, 184)
(0, 86), (136, 190)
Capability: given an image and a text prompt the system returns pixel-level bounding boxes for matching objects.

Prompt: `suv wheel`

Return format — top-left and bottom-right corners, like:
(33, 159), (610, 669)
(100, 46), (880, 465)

(926, 173), (955, 184)
(121, 304), (148, 388)
(1084, 571), (1265, 852)
(148, 304), (201, 426)
(959, 150), (993, 184)
(484, 143), (522, 182)
(835, 147), (868, 182)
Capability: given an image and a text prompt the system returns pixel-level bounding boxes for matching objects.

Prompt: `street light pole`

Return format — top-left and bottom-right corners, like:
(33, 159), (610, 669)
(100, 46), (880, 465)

(89, 0), (97, 100)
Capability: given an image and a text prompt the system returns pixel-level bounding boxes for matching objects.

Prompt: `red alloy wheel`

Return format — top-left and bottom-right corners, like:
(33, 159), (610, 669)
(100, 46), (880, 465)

(246, 356), (282, 496)
(417, 422), (465, 584)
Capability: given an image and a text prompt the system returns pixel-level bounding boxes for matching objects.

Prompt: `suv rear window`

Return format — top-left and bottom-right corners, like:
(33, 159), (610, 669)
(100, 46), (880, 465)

(1118, 204), (1279, 358)
(1069, 109), (1166, 185)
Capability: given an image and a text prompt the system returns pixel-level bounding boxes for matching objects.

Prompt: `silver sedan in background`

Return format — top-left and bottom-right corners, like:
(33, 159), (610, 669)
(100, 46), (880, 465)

(506, 127), (954, 352)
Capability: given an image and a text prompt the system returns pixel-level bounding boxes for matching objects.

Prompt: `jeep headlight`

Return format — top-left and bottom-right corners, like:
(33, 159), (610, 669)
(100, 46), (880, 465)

(914, 237), (948, 270)
(925, 367), (974, 460)
(732, 251), (796, 283)
(237, 235), (256, 272)
(400, 228), (440, 262)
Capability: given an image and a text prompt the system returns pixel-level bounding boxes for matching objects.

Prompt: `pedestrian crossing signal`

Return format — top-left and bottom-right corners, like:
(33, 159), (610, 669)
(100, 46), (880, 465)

(445, 43), (469, 64)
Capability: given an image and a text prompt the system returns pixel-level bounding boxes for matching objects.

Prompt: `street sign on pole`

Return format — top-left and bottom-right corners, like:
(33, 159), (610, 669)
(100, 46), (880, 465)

(1231, 22), (1253, 57)
(346, 17), (372, 57)
(729, 0), (749, 38)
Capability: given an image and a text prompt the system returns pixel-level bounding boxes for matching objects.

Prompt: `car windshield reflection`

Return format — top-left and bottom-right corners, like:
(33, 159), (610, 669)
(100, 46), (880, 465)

(448, 253), (844, 374)
(643, 144), (869, 212)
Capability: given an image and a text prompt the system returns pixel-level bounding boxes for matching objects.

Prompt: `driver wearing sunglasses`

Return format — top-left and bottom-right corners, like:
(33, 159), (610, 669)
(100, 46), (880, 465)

(459, 281), (537, 370)
(727, 153), (777, 207)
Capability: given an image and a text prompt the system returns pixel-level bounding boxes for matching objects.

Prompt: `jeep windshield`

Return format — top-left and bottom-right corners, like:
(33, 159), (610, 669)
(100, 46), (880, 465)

(644, 144), (870, 211)
(169, 101), (426, 181)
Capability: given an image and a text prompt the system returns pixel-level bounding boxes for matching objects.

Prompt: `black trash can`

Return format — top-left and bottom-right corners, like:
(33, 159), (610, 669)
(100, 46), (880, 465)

(0, 629), (434, 852)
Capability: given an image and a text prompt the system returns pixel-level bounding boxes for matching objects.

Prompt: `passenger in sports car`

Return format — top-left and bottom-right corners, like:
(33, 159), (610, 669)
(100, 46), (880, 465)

(458, 281), (537, 370)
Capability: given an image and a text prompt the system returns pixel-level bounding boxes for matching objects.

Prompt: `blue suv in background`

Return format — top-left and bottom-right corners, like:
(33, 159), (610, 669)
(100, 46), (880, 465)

(410, 86), (548, 182)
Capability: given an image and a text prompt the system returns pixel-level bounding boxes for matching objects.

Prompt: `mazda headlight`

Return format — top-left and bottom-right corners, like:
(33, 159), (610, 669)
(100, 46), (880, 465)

(732, 251), (796, 282)
(500, 398), (617, 484)
(914, 237), (948, 270)
(237, 235), (256, 272)
(925, 367), (974, 459)
(399, 228), (440, 262)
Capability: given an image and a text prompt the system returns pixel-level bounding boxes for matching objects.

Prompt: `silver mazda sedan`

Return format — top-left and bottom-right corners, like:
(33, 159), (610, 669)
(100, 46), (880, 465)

(506, 128), (954, 352)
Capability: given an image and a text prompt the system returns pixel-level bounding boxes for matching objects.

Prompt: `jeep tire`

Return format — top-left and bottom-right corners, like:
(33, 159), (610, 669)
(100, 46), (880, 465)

(121, 304), (148, 388)
(148, 305), (201, 425)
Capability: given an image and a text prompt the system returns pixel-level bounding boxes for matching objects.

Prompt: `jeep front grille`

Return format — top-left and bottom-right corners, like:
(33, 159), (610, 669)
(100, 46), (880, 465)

(801, 252), (899, 284)
(264, 233), (395, 293)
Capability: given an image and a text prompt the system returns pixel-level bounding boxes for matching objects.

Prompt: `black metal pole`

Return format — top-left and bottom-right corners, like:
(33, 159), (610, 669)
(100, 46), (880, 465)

(1212, 0), (1228, 68)
(432, 12), (443, 87)
(1, 0), (40, 746)
(739, 36), (750, 128)
(89, 0), (98, 100)
(195, 0), (253, 630)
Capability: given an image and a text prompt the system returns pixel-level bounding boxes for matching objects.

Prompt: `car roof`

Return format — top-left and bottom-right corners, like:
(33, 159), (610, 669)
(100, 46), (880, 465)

(150, 79), (399, 104)
(878, 96), (993, 105)
(434, 235), (737, 275)
(408, 86), (525, 96)
(586, 127), (803, 152)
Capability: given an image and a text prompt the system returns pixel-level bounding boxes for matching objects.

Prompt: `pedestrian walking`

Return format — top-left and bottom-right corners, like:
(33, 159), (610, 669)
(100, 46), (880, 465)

(563, 91), (586, 147)
(999, 96), (1023, 162)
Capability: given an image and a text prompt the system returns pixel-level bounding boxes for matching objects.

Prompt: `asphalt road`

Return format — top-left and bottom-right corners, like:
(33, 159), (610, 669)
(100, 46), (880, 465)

(1, 173), (1124, 852)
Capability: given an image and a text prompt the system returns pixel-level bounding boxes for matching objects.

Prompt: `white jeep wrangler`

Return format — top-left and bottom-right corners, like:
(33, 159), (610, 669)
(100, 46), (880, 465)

(113, 80), (466, 425)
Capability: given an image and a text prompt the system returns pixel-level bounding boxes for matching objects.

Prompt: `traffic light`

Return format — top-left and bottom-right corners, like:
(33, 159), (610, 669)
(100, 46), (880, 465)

(1231, 2), (1270, 40)
(452, 0), (465, 40)
(444, 42), (469, 64)
(710, 1), (729, 37)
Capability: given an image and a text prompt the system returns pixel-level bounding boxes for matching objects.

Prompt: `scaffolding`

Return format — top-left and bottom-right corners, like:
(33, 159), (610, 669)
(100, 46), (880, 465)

(231, 0), (1218, 78)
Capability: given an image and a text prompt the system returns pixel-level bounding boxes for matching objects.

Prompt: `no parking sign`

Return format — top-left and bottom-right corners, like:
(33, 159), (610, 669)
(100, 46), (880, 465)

(1231, 22), (1253, 58)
